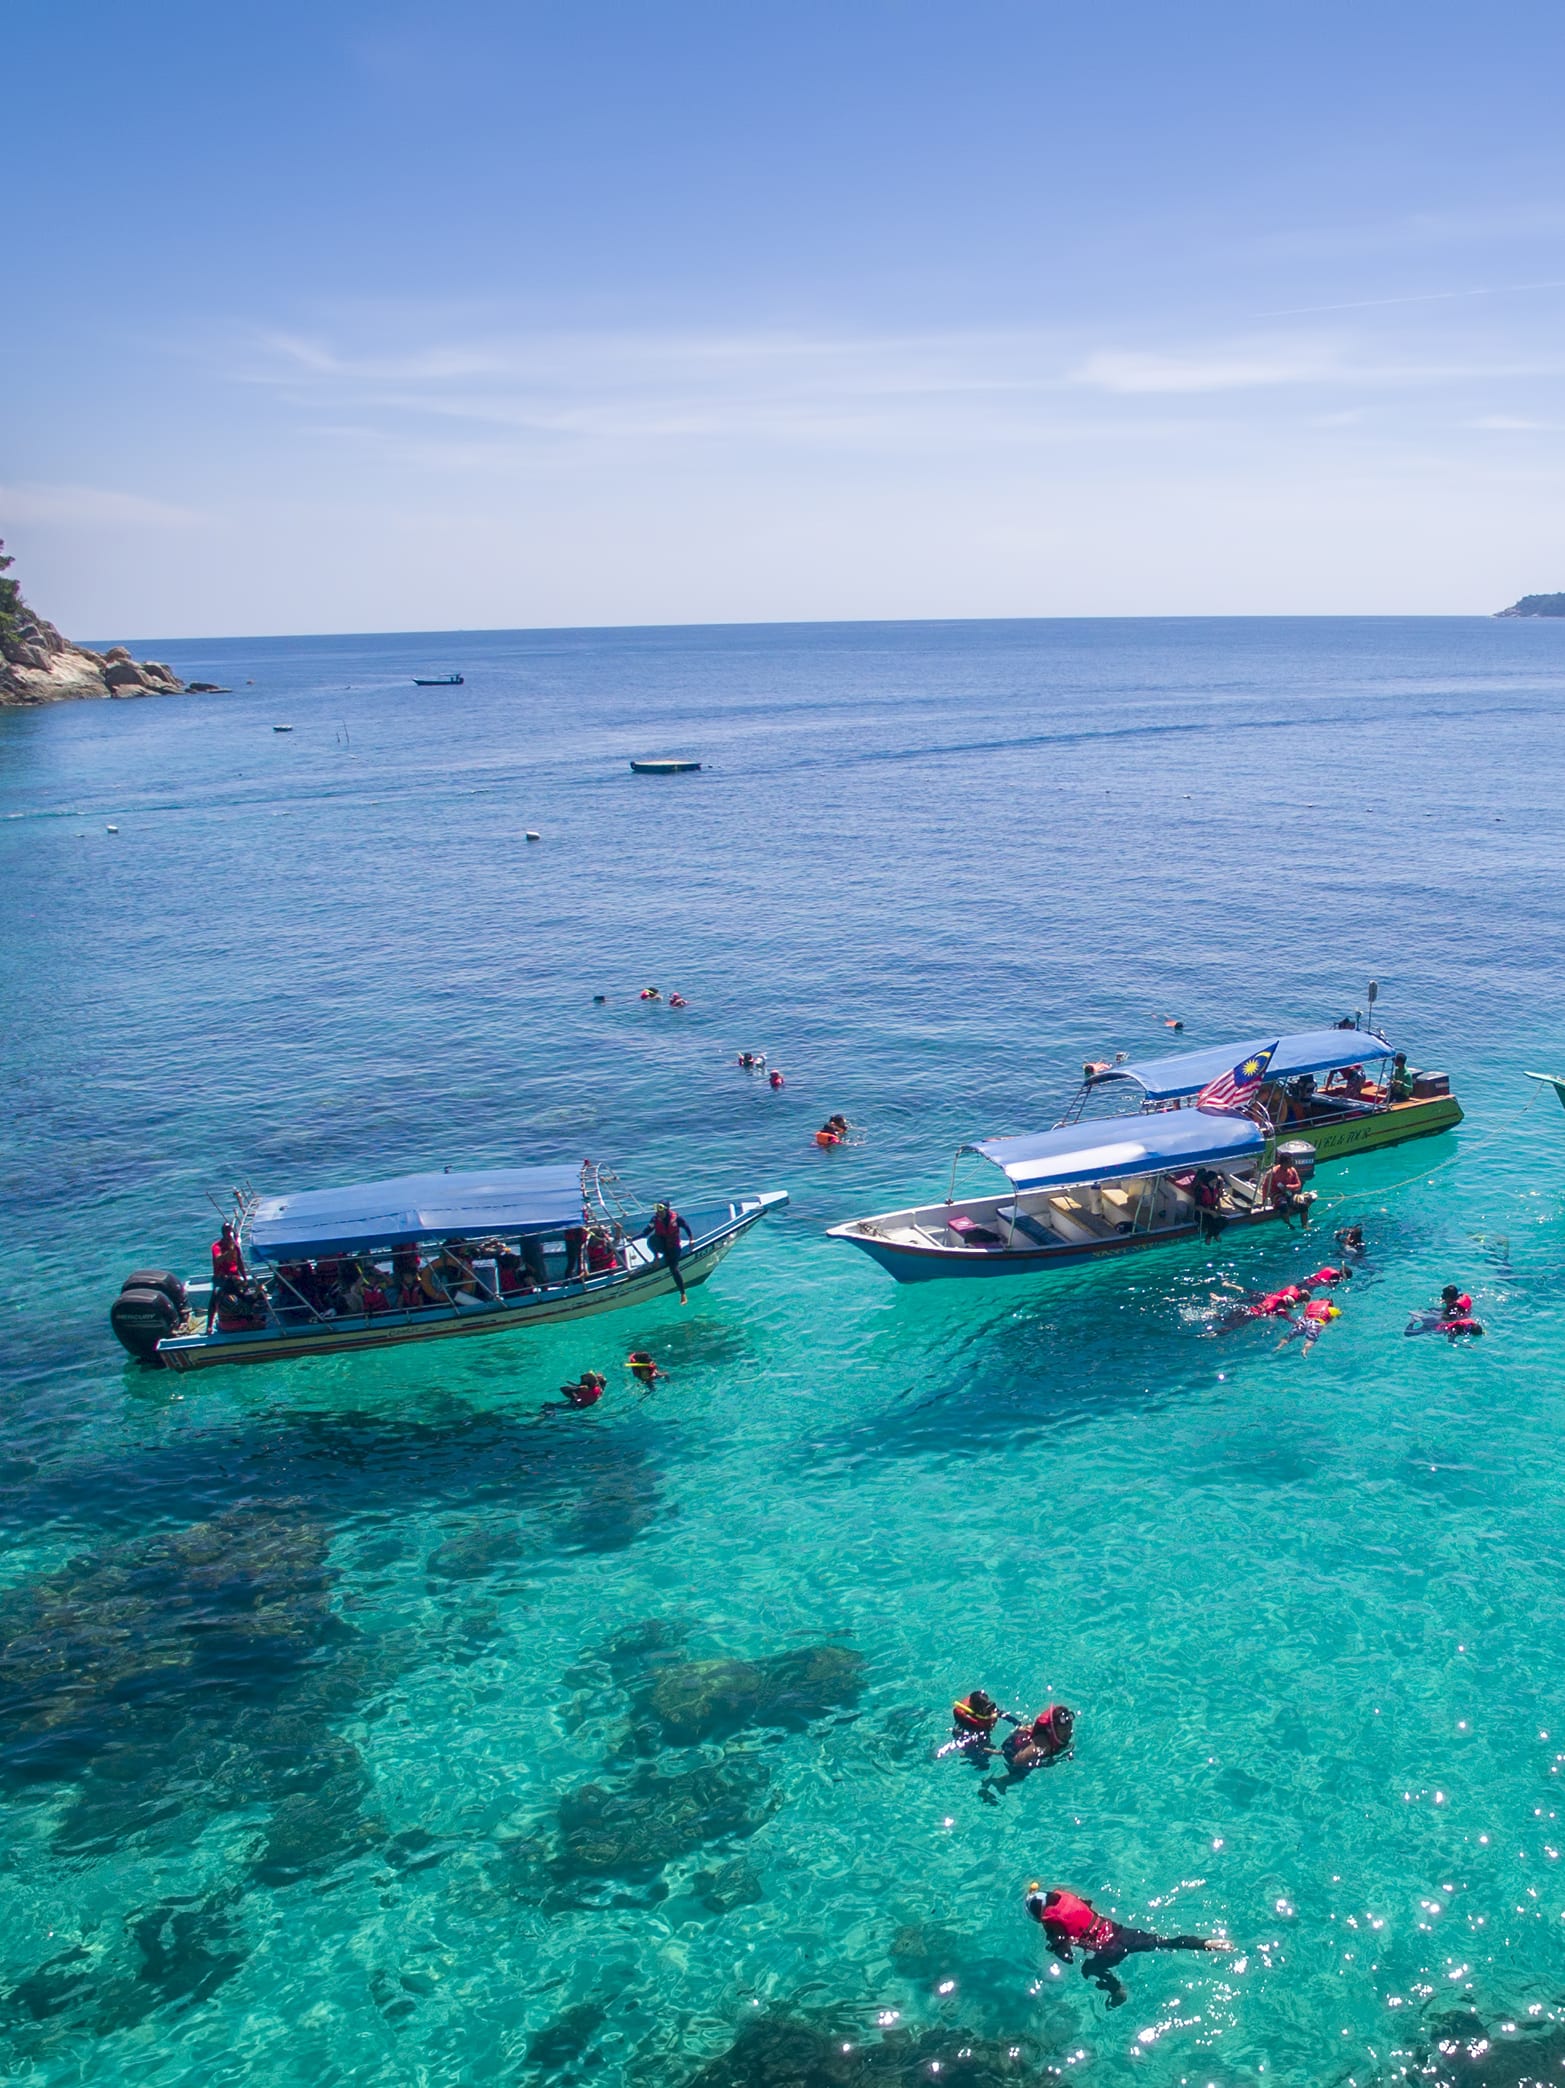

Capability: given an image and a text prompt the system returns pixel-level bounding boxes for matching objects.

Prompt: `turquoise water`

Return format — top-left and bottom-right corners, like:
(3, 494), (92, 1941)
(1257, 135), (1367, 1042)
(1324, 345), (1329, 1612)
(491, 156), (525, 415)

(3, 616), (1565, 2087)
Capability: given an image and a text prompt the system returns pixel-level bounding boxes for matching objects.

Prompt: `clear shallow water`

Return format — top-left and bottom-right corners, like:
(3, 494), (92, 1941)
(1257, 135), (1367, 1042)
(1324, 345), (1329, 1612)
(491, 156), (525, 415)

(2, 616), (1565, 2088)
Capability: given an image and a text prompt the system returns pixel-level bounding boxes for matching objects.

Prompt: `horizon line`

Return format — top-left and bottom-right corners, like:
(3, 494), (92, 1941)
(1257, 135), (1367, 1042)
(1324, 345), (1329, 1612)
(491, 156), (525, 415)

(89, 608), (1530, 648)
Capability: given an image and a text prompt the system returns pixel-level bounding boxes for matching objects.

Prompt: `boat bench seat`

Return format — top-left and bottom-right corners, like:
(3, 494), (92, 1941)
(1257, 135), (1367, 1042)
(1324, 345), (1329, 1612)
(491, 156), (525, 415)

(1048, 1194), (1117, 1243)
(998, 1204), (1062, 1249)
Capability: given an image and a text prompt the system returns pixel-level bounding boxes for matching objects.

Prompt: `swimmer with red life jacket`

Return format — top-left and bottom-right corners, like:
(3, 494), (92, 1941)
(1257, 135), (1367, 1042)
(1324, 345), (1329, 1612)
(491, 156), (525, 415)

(626, 1350), (662, 1387)
(1275, 1296), (1341, 1353)
(936, 1688), (1020, 1761)
(815, 1114), (852, 1148)
(1025, 1885), (1230, 2009)
(980, 1705), (1075, 1802)
(1407, 1283), (1484, 1339)
(548, 1371), (607, 1411)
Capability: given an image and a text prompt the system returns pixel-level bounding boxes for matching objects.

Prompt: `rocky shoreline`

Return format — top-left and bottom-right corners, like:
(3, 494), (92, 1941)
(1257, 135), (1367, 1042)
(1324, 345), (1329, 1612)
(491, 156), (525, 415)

(0, 539), (224, 708)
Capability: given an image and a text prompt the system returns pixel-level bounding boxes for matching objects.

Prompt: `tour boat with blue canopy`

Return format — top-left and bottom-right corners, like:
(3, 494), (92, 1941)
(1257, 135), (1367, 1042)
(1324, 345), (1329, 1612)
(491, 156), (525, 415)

(110, 1160), (787, 1370)
(1063, 1024), (1461, 1160)
(827, 1111), (1286, 1282)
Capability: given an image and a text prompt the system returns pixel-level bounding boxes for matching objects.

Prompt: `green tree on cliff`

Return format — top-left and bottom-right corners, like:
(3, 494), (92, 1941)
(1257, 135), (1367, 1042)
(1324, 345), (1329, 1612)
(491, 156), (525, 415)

(0, 541), (21, 642)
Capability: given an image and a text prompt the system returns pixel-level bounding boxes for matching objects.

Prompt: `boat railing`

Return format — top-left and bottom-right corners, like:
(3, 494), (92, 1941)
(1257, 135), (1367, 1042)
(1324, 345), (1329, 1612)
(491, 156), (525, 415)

(585, 1162), (645, 1226)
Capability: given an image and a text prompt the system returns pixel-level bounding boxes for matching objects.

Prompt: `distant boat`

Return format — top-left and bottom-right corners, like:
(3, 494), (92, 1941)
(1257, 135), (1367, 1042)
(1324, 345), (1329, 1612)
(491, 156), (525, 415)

(413, 673), (464, 686)
(273, 724), (293, 732)
(630, 758), (702, 774)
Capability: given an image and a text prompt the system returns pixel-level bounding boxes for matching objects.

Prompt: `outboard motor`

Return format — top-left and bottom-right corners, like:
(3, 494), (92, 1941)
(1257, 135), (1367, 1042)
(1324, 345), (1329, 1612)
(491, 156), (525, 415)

(1274, 1138), (1317, 1183)
(110, 1269), (187, 1362)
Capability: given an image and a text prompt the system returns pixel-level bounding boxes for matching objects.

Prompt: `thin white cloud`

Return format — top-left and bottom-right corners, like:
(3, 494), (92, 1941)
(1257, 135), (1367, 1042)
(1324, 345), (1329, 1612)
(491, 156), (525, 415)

(0, 482), (202, 527)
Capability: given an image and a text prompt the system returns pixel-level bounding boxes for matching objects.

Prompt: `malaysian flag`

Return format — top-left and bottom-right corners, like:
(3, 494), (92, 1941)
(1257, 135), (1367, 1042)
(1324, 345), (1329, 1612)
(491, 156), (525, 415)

(1197, 1041), (1279, 1116)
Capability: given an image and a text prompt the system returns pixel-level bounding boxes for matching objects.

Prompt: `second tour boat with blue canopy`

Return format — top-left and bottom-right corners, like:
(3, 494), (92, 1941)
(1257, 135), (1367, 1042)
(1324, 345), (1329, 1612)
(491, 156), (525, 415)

(110, 1161), (787, 1370)
(828, 1111), (1284, 1282)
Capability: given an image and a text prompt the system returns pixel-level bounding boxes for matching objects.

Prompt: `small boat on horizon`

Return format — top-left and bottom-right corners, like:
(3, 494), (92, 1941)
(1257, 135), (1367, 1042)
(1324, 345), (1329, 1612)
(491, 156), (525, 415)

(630, 758), (702, 774)
(110, 1161), (786, 1371)
(413, 673), (464, 686)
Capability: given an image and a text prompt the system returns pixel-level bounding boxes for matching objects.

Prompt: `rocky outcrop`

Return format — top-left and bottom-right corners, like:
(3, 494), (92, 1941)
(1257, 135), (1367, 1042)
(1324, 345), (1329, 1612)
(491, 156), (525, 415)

(1495, 591), (1565, 617)
(0, 539), (185, 706)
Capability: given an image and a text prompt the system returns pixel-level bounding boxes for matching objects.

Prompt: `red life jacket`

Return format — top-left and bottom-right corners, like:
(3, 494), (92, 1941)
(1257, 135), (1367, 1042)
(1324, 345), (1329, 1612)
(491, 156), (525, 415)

(1305, 1267), (1345, 1287)
(1041, 1892), (1114, 1948)
(1302, 1299), (1334, 1324)
(652, 1208), (680, 1244)
(212, 1239), (243, 1278)
(1443, 1293), (1473, 1318)
(953, 1698), (998, 1735)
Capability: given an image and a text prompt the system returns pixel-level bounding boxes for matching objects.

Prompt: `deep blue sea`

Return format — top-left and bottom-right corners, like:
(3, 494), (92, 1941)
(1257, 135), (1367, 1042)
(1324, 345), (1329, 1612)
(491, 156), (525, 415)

(3, 616), (1565, 2088)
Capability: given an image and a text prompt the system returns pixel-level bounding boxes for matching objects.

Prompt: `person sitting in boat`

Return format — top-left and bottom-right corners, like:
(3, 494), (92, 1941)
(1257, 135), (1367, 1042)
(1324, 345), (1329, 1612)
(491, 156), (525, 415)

(563, 1225), (587, 1279)
(434, 1240), (480, 1300)
(584, 1227), (621, 1274)
(396, 1268), (427, 1310)
(1325, 1063), (1371, 1098)
(212, 1270), (268, 1333)
(1192, 1168), (1226, 1242)
(495, 1247), (533, 1296)
(1265, 1155), (1312, 1227)
(1388, 1052), (1415, 1103)
(361, 1272), (391, 1315)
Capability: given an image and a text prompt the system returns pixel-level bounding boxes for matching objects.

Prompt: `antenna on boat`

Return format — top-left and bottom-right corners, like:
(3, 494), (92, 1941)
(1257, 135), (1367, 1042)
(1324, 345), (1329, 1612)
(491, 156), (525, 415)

(1366, 978), (1379, 1034)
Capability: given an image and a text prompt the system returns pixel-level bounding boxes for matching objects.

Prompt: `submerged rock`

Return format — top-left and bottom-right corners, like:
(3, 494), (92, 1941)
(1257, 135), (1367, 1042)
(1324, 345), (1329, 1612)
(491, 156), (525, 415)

(681, 2016), (1058, 2086)
(0, 1506), (398, 1873)
(555, 1753), (775, 1878)
(557, 1464), (665, 1552)
(1410, 2008), (1565, 2085)
(693, 1856), (765, 1913)
(525, 1999), (608, 2070)
(1, 1888), (247, 2045)
(426, 1516), (535, 1583)
(640, 1644), (865, 1745)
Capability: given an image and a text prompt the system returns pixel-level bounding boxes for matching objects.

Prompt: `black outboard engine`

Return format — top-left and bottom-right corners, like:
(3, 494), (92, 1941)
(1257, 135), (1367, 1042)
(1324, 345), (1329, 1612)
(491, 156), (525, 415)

(110, 1269), (187, 1362)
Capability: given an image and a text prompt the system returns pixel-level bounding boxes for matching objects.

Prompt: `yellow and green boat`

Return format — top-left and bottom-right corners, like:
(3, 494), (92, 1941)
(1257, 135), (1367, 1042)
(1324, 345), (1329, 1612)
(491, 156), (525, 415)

(1071, 1027), (1461, 1163)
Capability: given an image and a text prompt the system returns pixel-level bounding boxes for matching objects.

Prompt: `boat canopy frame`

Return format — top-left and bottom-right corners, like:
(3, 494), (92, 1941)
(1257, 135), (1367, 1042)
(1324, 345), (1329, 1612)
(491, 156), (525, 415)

(1058, 1026), (1399, 1125)
(945, 1110), (1266, 1204)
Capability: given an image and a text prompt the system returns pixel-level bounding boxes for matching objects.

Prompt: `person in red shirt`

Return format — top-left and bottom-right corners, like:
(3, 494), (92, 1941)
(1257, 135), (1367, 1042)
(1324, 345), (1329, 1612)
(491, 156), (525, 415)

(649, 1203), (693, 1301)
(206, 1221), (245, 1330)
(1025, 1886), (1230, 2008)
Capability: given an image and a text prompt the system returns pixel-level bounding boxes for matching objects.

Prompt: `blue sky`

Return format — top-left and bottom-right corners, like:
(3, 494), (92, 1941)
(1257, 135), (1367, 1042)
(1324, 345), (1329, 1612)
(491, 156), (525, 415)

(5, 1), (1565, 635)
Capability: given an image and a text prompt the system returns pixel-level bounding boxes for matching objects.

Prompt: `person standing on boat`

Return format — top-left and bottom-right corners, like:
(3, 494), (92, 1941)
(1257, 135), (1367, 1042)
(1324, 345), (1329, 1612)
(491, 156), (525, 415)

(649, 1201), (693, 1301)
(1388, 1052), (1415, 1103)
(206, 1221), (245, 1331)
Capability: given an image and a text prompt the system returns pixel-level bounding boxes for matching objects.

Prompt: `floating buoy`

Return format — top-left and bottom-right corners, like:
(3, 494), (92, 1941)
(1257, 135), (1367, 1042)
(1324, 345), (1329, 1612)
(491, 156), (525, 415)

(106, 824), (119, 833)
(525, 830), (540, 841)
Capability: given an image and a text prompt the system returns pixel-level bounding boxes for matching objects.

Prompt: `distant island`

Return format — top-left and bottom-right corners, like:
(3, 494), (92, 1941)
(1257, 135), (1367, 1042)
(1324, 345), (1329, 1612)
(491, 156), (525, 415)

(0, 539), (225, 707)
(1495, 592), (1565, 618)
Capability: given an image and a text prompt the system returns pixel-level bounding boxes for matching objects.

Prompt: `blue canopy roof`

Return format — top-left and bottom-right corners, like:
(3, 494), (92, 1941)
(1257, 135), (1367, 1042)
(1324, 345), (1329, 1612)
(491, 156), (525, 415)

(249, 1165), (585, 1259)
(970, 1111), (1263, 1190)
(1093, 1027), (1395, 1103)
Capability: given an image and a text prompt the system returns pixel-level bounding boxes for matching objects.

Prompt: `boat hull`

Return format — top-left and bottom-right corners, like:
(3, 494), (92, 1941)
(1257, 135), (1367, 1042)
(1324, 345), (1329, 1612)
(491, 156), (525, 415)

(154, 1196), (781, 1372)
(831, 1199), (1288, 1283)
(1279, 1093), (1461, 1161)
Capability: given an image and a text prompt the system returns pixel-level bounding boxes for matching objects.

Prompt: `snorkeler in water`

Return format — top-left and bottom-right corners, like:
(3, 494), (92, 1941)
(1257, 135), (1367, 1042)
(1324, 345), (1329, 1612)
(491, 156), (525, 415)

(936, 1688), (1019, 1761)
(546, 1371), (607, 1412)
(1274, 1297), (1340, 1354)
(1334, 1223), (1367, 1260)
(1025, 1886), (1231, 2009)
(979, 1705), (1075, 1802)
(626, 1350), (663, 1387)
(1407, 1284), (1483, 1339)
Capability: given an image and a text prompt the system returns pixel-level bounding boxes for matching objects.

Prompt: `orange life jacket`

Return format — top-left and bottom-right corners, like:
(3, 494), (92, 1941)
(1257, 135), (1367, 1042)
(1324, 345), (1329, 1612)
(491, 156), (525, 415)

(1039, 1891), (1114, 1948)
